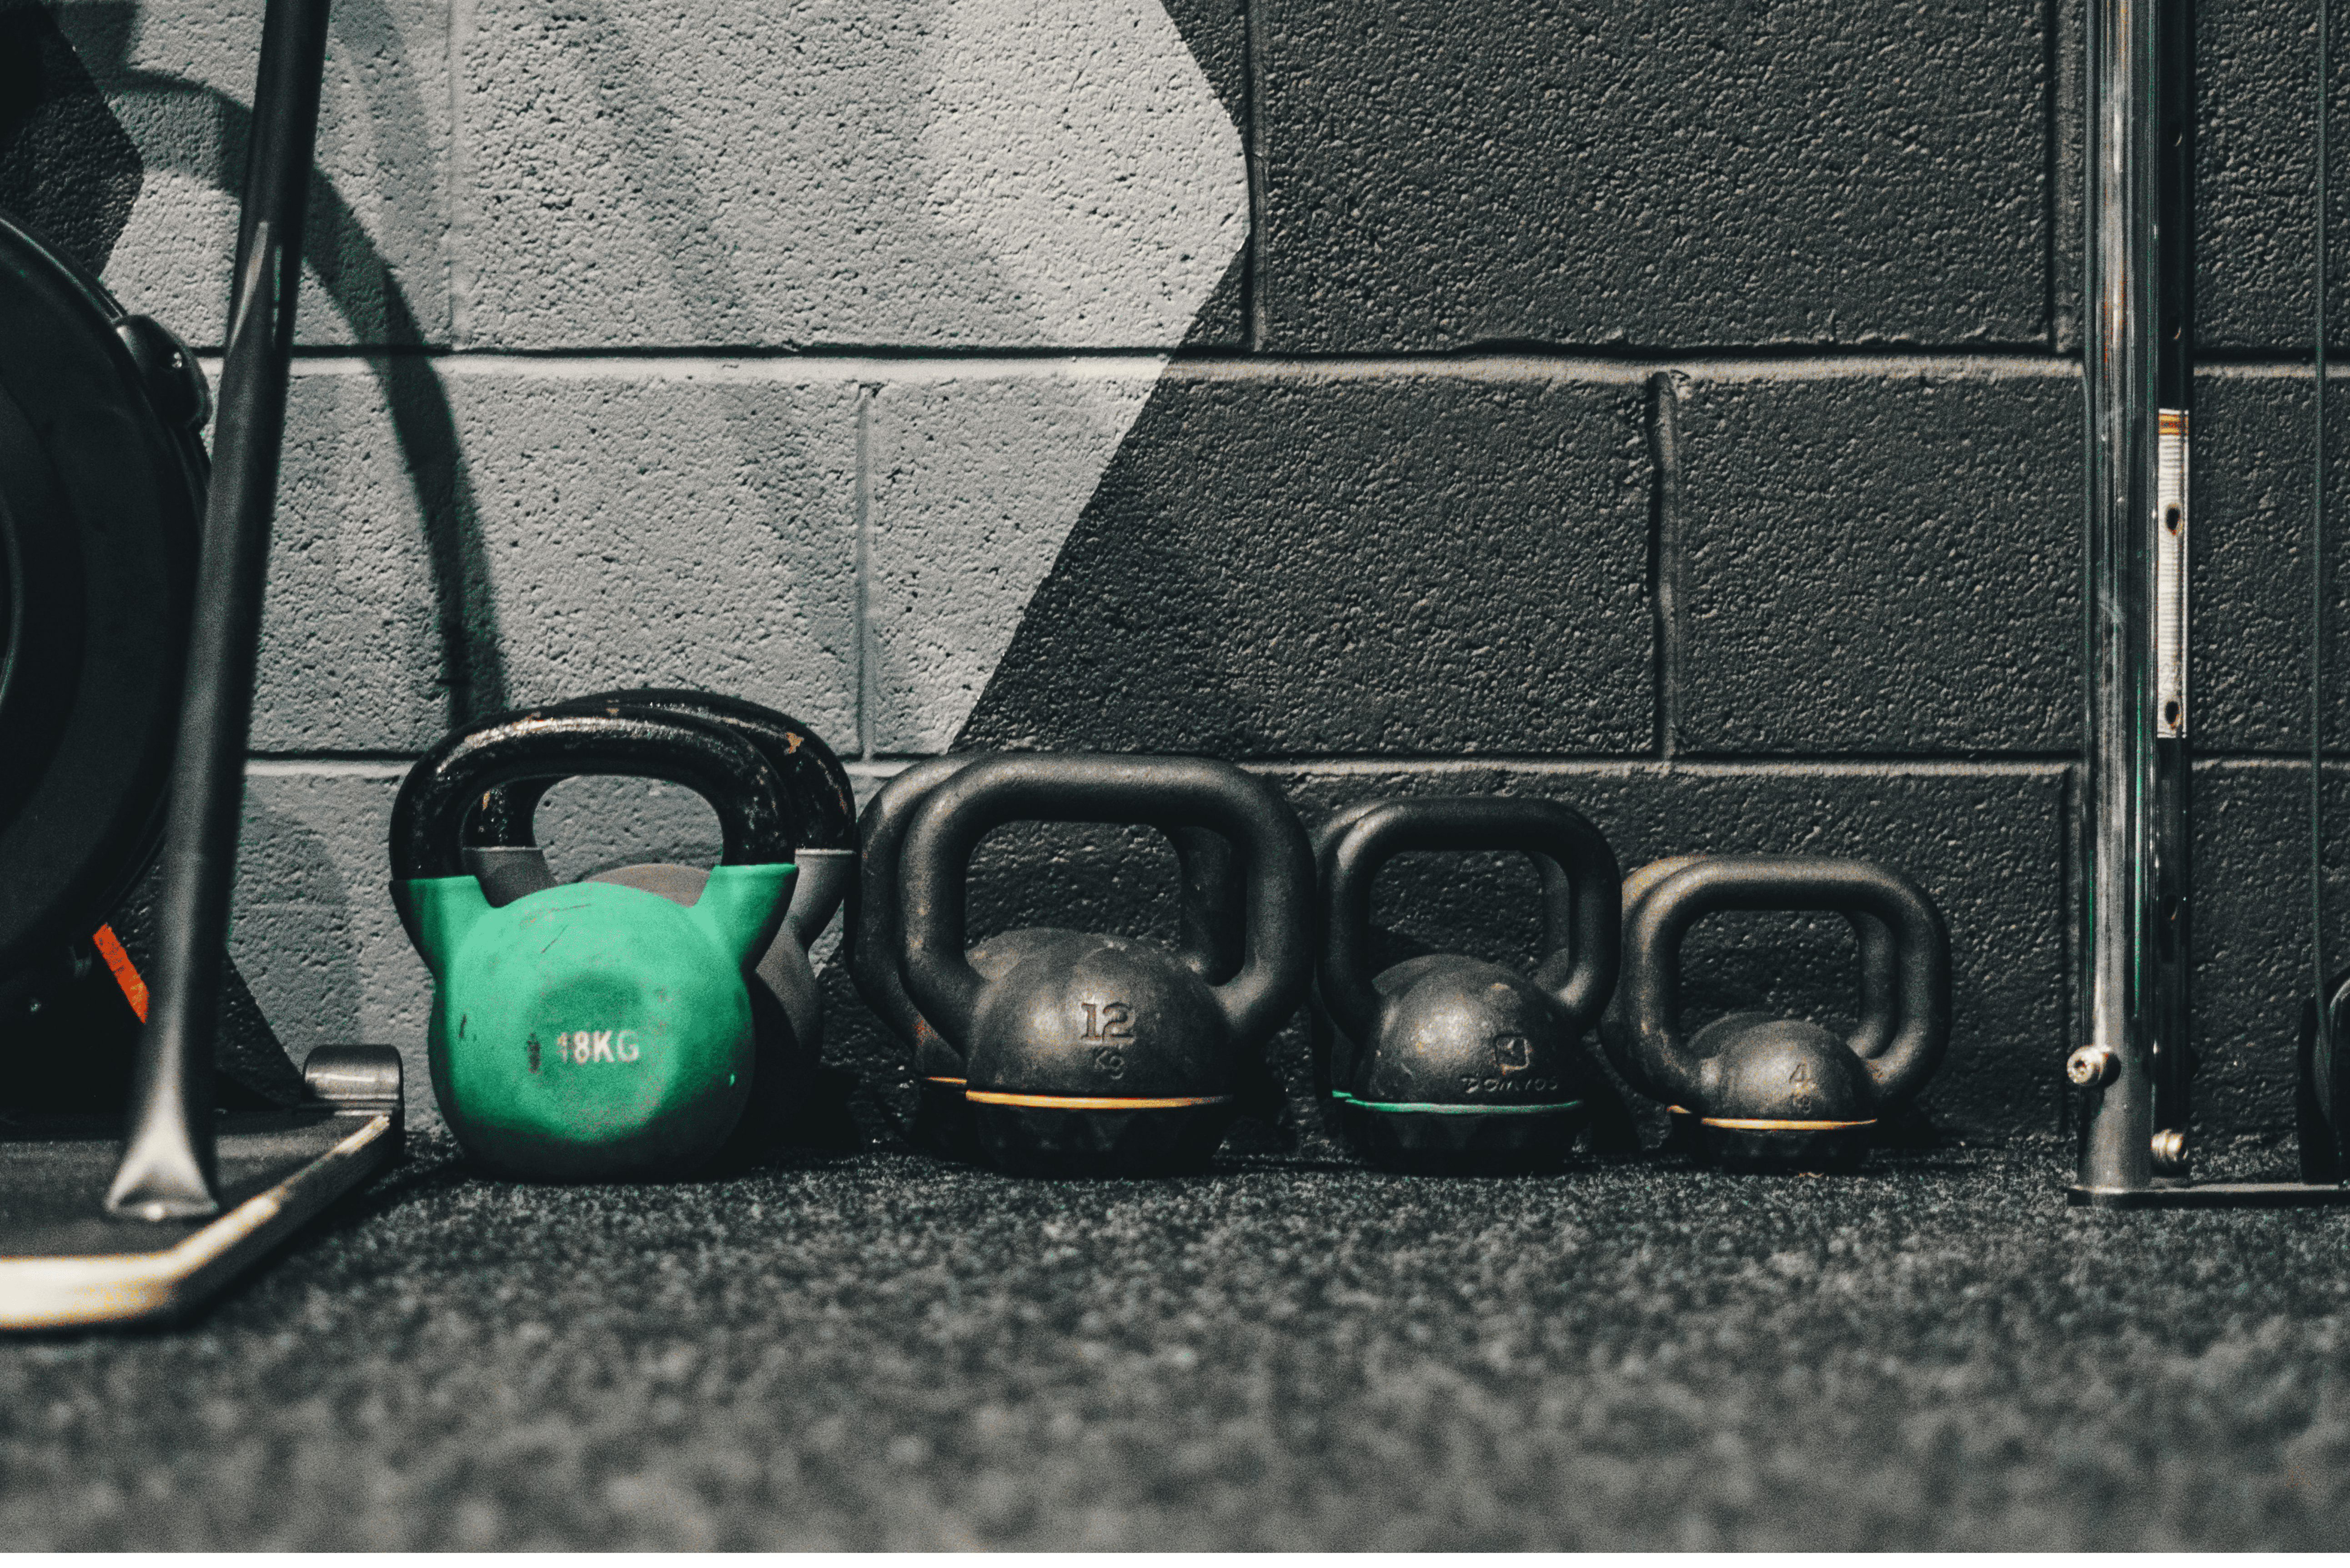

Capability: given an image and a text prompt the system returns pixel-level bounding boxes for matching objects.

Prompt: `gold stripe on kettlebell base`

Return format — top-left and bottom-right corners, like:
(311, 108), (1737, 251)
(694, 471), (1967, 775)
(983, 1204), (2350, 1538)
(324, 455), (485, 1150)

(964, 1091), (1234, 1111)
(1699, 1116), (1877, 1131)
(924, 1075), (968, 1086)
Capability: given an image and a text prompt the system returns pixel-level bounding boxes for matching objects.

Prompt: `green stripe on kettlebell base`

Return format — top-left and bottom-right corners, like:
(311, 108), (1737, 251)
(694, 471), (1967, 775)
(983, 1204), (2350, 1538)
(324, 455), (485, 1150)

(1331, 1091), (1586, 1117)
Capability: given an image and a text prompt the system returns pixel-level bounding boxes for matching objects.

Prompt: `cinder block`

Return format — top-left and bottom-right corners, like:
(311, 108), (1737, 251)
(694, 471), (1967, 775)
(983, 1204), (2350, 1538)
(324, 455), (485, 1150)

(2196, 0), (2350, 353)
(255, 359), (860, 754)
(1152, 0), (1250, 349)
(1158, 0), (1246, 126)
(956, 365), (1654, 757)
(2052, 0), (2082, 353)
(458, 0), (1245, 349)
(526, 777), (724, 882)
(1258, 0), (2048, 352)
(0, 1), (143, 275)
(2186, 370), (2350, 754)
(867, 367), (1164, 754)
(58, 0), (454, 348)
(1675, 366), (2079, 755)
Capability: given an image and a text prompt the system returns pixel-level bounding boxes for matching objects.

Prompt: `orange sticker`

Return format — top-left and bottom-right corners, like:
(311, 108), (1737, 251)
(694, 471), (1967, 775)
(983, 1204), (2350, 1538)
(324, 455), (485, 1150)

(92, 923), (150, 1023)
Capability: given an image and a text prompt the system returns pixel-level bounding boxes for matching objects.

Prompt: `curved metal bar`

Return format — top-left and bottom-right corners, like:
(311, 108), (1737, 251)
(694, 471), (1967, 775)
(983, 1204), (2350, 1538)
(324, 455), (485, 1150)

(1846, 909), (1900, 1063)
(108, 0), (334, 1221)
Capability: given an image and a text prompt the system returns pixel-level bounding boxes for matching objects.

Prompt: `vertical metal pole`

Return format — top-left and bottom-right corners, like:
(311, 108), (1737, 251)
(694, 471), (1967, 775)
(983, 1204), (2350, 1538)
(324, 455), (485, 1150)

(2148, 0), (2197, 1167)
(106, 0), (333, 1219)
(2074, 0), (2161, 1194)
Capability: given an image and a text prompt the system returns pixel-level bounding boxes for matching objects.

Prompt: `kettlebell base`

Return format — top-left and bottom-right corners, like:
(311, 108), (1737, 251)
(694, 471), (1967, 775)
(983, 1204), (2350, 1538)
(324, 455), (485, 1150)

(1664, 1106), (1706, 1156)
(910, 1076), (987, 1163)
(452, 1138), (726, 1185)
(1700, 1117), (1874, 1174)
(1335, 1095), (1588, 1176)
(968, 1092), (1237, 1178)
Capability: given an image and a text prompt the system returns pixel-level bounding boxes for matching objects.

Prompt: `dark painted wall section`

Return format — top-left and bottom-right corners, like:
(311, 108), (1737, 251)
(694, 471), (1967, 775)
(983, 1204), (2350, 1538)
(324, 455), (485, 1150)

(0, 0), (140, 270)
(1256, 1), (2051, 352)
(960, 372), (1653, 756)
(944, 0), (2350, 1150)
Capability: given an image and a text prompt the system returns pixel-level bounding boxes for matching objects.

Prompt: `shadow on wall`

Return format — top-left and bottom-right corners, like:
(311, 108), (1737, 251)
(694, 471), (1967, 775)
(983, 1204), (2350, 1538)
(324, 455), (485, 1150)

(0, 0), (142, 266)
(8, 0), (507, 730)
(472, 0), (1239, 752)
(230, 792), (365, 1052)
(4, 0), (1278, 1126)
(516, 2), (858, 733)
(18, 0), (1256, 760)
(0, 0), (494, 1092)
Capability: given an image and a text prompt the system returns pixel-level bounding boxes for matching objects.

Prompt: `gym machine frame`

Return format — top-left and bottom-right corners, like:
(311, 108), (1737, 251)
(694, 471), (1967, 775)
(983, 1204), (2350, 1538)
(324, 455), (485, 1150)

(2069, 0), (2350, 1206)
(0, 0), (402, 1329)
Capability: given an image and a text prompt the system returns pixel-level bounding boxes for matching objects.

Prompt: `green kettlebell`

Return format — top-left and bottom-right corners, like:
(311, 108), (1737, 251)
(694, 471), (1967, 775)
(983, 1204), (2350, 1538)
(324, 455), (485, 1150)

(390, 708), (797, 1180)
(460, 689), (859, 1157)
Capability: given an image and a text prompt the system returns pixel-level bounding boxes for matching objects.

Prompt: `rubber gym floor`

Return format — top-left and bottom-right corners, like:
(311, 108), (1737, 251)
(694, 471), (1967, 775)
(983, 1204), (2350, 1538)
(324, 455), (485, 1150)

(0, 1132), (2343, 1550)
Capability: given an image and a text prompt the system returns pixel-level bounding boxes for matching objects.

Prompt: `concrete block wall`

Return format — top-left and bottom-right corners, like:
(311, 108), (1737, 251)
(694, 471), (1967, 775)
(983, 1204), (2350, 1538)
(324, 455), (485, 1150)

(5, 0), (2345, 1141)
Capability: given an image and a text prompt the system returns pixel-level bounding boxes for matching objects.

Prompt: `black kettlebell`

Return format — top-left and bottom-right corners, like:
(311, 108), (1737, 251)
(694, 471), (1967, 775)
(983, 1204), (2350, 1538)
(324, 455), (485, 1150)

(1614, 856), (1904, 1156)
(846, 756), (1261, 1161)
(895, 753), (1313, 1177)
(1601, 855), (1948, 1172)
(2298, 965), (2350, 1184)
(1315, 796), (1622, 1173)
(462, 690), (857, 1156)
(390, 708), (796, 1179)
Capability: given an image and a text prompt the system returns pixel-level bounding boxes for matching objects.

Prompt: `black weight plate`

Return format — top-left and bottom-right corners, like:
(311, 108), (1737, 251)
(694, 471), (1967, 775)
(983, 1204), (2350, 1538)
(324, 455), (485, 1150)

(0, 210), (204, 977)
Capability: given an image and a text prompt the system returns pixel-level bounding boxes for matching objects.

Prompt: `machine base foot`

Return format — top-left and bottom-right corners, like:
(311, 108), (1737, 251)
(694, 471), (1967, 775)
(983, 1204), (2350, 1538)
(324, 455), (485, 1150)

(0, 1046), (402, 1330)
(2067, 1180), (2350, 1210)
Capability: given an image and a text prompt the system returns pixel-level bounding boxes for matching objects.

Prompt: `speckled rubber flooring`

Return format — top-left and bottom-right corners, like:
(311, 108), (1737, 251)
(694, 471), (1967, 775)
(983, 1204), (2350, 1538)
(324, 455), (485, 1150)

(3, 1134), (2347, 1549)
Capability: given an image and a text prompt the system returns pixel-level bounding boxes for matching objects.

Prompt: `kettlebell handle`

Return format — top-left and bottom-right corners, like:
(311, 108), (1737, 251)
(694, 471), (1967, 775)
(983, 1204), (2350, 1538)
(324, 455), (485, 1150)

(390, 709), (792, 880)
(1614, 855), (1898, 1075)
(1319, 796), (1622, 1047)
(846, 759), (1257, 1048)
(467, 690), (856, 855)
(462, 691), (856, 936)
(897, 754), (1315, 1051)
(1619, 855), (1949, 1114)
(563, 688), (857, 850)
(845, 756), (979, 1049)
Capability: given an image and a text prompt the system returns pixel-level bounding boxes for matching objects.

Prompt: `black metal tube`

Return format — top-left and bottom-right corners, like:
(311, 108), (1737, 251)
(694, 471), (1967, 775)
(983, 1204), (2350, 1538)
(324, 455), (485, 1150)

(107, 0), (333, 1219)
